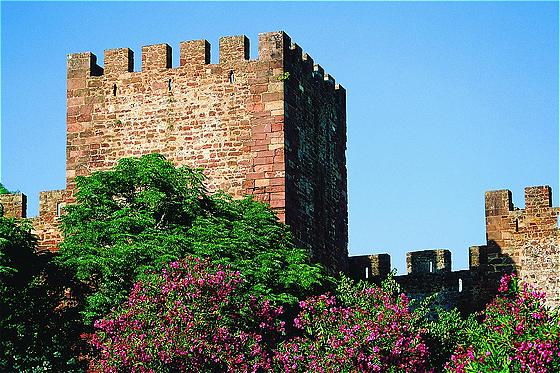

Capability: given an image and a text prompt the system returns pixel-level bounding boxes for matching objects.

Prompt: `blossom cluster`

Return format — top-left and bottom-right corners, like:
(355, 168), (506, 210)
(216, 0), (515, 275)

(90, 261), (560, 373)
(445, 273), (560, 372)
(89, 257), (284, 372)
(273, 288), (430, 372)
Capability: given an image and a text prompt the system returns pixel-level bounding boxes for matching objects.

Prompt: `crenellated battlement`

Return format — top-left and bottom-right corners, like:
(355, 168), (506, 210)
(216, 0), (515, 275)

(485, 186), (559, 251)
(57, 30), (350, 273)
(179, 40), (210, 66)
(0, 190), (68, 252)
(349, 185), (560, 311)
(407, 249), (451, 274)
(0, 191), (67, 221)
(348, 253), (391, 280)
(104, 48), (134, 75)
(0, 193), (27, 219)
(67, 31), (342, 89)
(350, 249), (453, 279)
(485, 186), (555, 216)
(524, 185), (552, 210)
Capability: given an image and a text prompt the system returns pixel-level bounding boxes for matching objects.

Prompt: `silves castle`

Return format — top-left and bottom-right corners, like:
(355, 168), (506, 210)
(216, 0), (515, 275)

(1, 31), (558, 312)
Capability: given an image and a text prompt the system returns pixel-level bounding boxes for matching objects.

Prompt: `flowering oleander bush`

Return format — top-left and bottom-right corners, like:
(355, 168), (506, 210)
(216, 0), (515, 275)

(445, 273), (560, 373)
(90, 256), (285, 372)
(273, 284), (431, 372)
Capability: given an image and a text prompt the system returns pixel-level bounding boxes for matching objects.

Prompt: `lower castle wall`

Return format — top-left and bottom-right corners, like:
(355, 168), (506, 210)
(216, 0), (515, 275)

(0, 191), (67, 252)
(32, 190), (68, 252)
(350, 186), (560, 310)
(3, 184), (558, 311)
(519, 236), (560, 307)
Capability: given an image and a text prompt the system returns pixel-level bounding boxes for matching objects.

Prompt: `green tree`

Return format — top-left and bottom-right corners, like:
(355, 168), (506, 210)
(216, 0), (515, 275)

(0, 182), (11, 194)
(0, 217), (86, 372)
(57, 153), (325, 323)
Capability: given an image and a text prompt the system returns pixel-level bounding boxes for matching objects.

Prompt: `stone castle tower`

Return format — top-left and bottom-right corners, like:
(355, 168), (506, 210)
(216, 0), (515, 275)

(0, 31), (349, 274)
(1, 30), (557, 309)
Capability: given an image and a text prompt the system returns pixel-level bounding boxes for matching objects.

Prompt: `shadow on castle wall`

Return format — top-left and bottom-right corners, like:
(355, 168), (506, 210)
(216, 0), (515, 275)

(348, 185), (560, 313)
(2, 183), (558, 313)
(348, 242), (517, 315)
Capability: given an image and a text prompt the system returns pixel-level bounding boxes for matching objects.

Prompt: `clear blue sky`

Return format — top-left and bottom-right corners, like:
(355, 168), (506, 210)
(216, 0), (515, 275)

(1, 2), (558, 274)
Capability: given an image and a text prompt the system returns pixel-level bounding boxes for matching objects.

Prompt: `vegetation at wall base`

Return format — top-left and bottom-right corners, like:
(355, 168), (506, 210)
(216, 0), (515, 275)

(0, 217), (87, 371)
(56, 154), (325, 323)
(1, 154), (559, 372)
(90, 257), (285, 372)
(444, 273), (560, 373)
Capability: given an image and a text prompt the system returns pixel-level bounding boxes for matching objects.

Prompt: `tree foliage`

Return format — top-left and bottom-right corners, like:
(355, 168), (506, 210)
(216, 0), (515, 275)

(57, 153), (324, 322)
(0, 217), (86, 372)
(273, 276), (430, 372)
(0, 182), (11, 194)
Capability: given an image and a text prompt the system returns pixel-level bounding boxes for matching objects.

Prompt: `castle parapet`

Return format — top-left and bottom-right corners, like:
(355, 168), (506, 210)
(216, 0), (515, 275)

(65, 31), (341, 90)
(485, 189), (513, 217)
(180, 40), (210, 66)
(259, 32), (289, 61)
(104, 48), (134, 74)
(0, 193), (27, 219)
(67, 52), (103, 78)
(469, 245), (487, 270)
(142, 43), (172, 71)
(38, 190), (66, 221)
(219, 35), (249, 64)
(525, 185), (552, 210)
(406, 249), (451, 274)
(348, 253), (391, 280)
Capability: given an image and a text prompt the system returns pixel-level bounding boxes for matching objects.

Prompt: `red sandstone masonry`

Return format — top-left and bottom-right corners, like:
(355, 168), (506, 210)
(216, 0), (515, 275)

(31, 31), (349, 273)
(30, 190), (68, 252)
(484, 186), (560, 307)
(350, 186), (560, 310)
(485, 186), (559, 270)
(65, 32), (287, 207)
(0, 193), (27, 218)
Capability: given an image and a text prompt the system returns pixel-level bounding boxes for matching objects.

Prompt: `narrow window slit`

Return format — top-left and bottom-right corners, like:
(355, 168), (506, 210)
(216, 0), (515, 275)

(365, 266), (369, 279)
(429, 261), (433, 273)
(168, 79), (172, 91)
(229, 70), (235, 83)
(112, 84), (117, 96)
(458, 278), (463, 293)
(515, 218), (519, 232)
(56, 202), (64, 216)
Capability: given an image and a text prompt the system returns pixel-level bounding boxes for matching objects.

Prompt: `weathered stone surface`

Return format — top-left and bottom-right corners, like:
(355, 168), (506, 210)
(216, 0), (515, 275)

(15, 31), (349, 274)
(0, 193), (27, 219)
(350, 186), (560, 311)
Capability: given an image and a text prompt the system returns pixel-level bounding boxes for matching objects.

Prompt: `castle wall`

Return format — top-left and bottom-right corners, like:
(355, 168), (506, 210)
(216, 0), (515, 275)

(348, 253), (391, 281)
(66, 33), (286, 207)
(406, 249), (451, 274)
(283, 43), (348, 273)
(485, 186), (560, 307)
(349, 186), (560, 309)
(0, 193), (27, 218)
(30, 190), (67, 252)
(24, 31), (348, 273)
(349, 250), (487, 314)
